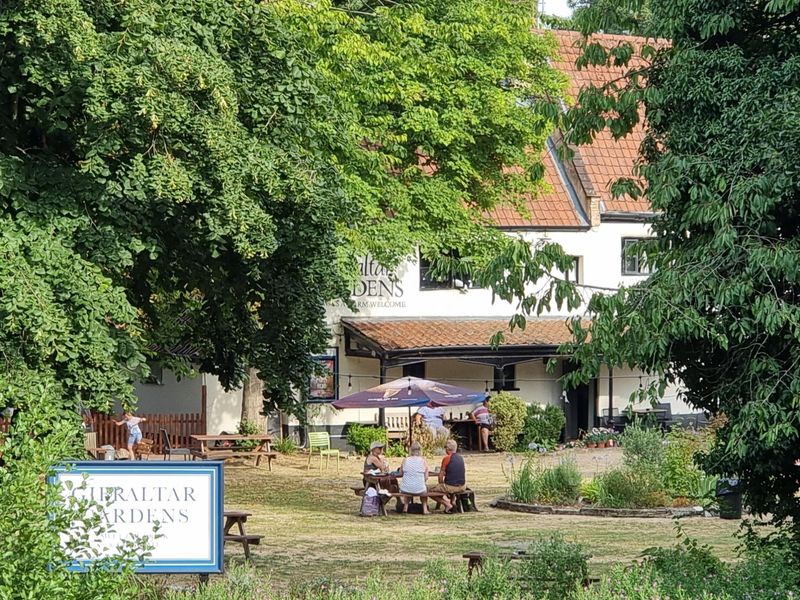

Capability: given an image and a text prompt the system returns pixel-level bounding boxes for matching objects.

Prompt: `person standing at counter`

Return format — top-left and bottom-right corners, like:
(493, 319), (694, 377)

(470, 396), (494, 452)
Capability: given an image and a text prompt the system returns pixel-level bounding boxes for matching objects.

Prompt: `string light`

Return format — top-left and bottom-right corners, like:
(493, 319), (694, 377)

(484, 380), (489, 393)
(347, 374), (352, 390)
(407, 377), (412, 395)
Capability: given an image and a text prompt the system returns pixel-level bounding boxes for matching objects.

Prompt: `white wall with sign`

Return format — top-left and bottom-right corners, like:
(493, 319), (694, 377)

(53, 461), (223, 573)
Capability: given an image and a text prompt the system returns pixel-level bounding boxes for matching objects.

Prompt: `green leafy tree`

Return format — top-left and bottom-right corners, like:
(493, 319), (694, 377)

(0, 0), (567, 421)
(554, 0), (800, 545)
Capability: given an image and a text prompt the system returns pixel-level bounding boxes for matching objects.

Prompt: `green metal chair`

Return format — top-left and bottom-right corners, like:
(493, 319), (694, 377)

(307, 431), (340, 473)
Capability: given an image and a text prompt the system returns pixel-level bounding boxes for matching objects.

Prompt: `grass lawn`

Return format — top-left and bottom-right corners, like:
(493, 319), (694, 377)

(222, 448), (742, 587)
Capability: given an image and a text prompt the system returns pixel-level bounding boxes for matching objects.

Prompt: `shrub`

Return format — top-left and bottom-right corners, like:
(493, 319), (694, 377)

(507, 458), (581, 505)
(517, 534), (589, 600)
(536, 460), (582, 505)
(596, 468), (667, 508)
(0, 401), (143, 600)
(620, 421), (664, 471)
(236, 418), (261, 449)
(384, 441), (407, 457)
(488, 392), (527, 452)
(519, 404), (566, 450)
(409, 424), (452, 455)
(662, 428), (703, 498)
(580, 478), (601, 504)
(507, 457), (540, 504)
(272, 435), (298, 454)
(345, 423), (387, 455)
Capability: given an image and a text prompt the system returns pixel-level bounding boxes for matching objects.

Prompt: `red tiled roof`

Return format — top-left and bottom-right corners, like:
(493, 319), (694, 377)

(489, 147), (585, 228)
(343, 317), (582, 350)
(549, 30), (660, 214)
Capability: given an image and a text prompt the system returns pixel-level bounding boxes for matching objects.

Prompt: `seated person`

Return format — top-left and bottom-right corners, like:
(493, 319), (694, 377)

(363, 440), (389, 473)
(416, 401), (448, 436)
(428, 439), (466, 513)
(397, 442), (430, 514)
(470, 396), (494, 451)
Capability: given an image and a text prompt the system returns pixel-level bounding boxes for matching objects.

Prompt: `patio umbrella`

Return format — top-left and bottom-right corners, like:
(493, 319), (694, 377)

(332, 377), (484, 443)
(332, 376), (484, 409)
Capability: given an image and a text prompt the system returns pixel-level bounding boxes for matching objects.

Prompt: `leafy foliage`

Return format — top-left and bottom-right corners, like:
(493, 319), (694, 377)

(507, 457), (582, 505)
(518, 404), (566, 450)
(272, 436), (299, 455)
(0, 402), (145, 599)
(516, 535), (590, 600)
(345, 423), (387, 456)
(595, 467), (667, 508)
(620, 422), (664, 472)
(488, 392), (527, 452)
(557, 0), (800, 544)
(0, 0), (567, 420)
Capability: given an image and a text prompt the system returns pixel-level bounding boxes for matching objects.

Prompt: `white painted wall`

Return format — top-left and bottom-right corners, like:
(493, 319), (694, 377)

(133, 370), (202, 414)
(132, 368), (243, 434)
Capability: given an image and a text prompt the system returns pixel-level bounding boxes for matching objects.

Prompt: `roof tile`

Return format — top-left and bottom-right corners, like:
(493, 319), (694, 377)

(343, 317), (584, 350)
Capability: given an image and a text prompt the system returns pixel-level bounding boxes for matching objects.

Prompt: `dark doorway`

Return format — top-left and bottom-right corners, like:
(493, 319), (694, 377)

(562, 361), (590, 440)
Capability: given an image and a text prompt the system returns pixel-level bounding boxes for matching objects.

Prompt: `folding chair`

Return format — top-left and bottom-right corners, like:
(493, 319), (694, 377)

(160, 428), (193, 461)
(307, 431), (340, 473)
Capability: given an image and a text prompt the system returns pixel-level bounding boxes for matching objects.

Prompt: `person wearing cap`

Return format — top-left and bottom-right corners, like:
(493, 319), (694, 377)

(363, 440), (390, 473)
(397, 441), (431, 514)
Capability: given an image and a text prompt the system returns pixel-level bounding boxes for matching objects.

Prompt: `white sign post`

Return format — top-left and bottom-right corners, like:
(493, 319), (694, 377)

(52, 461), (223, 574)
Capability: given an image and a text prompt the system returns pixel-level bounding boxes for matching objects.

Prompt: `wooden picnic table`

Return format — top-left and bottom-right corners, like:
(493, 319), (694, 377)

(360, 471), (475, 515)
(223, 510), (263, 560)
(191, 434), (276, 469)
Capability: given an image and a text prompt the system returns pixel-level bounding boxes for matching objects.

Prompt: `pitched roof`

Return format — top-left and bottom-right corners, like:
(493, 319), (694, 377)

(549, 30), (657, 214)
(342, 317), (581, 351)
(488, 141), (588, 228)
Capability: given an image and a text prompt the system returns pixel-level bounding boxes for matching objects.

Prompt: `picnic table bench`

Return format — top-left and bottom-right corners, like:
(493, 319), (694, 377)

(224, 510), (263, 560)
(191, 434), (277, 470)
(353, 481), (477, 515)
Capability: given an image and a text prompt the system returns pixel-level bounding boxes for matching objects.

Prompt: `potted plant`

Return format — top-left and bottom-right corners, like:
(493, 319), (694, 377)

(584, 433), (598, 448)
(597, 432), (608, 449)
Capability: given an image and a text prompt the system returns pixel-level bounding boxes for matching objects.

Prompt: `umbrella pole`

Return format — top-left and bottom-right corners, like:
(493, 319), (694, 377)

(408, 405), (412, 446)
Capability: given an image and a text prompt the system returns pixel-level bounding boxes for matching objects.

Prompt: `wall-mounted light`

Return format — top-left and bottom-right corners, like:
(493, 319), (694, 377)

(347, 374), (352, 391)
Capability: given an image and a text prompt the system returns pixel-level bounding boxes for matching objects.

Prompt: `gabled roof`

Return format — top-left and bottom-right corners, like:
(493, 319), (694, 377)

(549, 30), (657, 215)
(489, 138), (589, 229)
(488, 30), (658, 229)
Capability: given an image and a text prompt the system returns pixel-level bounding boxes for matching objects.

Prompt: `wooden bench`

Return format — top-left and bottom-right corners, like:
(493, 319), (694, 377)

(223, 510), (263, 560)
(385, 415), (409, 441)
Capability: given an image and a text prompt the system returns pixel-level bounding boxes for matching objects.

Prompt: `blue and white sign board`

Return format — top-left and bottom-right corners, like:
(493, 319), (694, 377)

(52, 461), (223, 573)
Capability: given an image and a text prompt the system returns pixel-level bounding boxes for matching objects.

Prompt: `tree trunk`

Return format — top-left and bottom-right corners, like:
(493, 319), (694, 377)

(241, 367), (267, 431)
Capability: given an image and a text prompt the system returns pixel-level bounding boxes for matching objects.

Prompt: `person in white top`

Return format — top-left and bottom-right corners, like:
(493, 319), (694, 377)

(397, 442), (430, 514)
(114, 411), (147, 460)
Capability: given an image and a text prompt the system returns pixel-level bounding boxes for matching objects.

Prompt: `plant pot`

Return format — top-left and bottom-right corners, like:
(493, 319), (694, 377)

(587, 443), (597, 449)
(598, 441), (607, 448)
(607, 439), (615, 447)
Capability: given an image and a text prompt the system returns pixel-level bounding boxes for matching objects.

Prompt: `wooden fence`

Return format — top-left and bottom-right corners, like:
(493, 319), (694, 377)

(91, 412), (205, 455)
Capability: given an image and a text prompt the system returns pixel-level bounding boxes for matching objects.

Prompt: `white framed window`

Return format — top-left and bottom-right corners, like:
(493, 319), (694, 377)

(621, 238), (653, 275)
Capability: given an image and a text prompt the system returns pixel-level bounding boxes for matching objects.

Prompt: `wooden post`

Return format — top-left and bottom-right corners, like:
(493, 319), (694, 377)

(201, 373), (208, 435)
(607, 367), (614, 428)
(378, 360), (387, 427)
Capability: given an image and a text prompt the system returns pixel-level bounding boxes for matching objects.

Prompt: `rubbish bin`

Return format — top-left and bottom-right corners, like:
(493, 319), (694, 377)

(101, 445), (116, 461)
(715, 478), (742, 519)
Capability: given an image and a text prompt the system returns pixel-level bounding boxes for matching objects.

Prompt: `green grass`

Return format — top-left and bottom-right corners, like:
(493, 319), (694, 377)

(220, 449), (742, 589)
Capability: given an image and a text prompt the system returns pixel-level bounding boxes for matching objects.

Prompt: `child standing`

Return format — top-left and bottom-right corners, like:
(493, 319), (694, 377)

(114, 411), (147, 460)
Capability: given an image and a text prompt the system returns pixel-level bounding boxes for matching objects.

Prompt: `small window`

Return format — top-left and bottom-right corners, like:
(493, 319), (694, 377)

(402, 362), (426, 379)
(419, 250), (481, 290)
(621, 238), (653, 276)
(563, 256), (581, 284)
(492, 364), (517, 391)
(144, 361), (164, 385)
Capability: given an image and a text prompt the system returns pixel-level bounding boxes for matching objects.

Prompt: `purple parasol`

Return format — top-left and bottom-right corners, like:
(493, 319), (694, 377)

(332, 377), (484, 409)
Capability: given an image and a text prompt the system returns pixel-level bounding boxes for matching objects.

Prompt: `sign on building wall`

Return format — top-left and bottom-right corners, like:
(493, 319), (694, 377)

(52, 461), (223, 573)
(309, 353), (338, 401)
(351, 256), (406, 309)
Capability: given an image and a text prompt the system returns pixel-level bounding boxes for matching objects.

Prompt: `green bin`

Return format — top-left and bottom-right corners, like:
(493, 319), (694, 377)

(715, 478), (742, 519)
